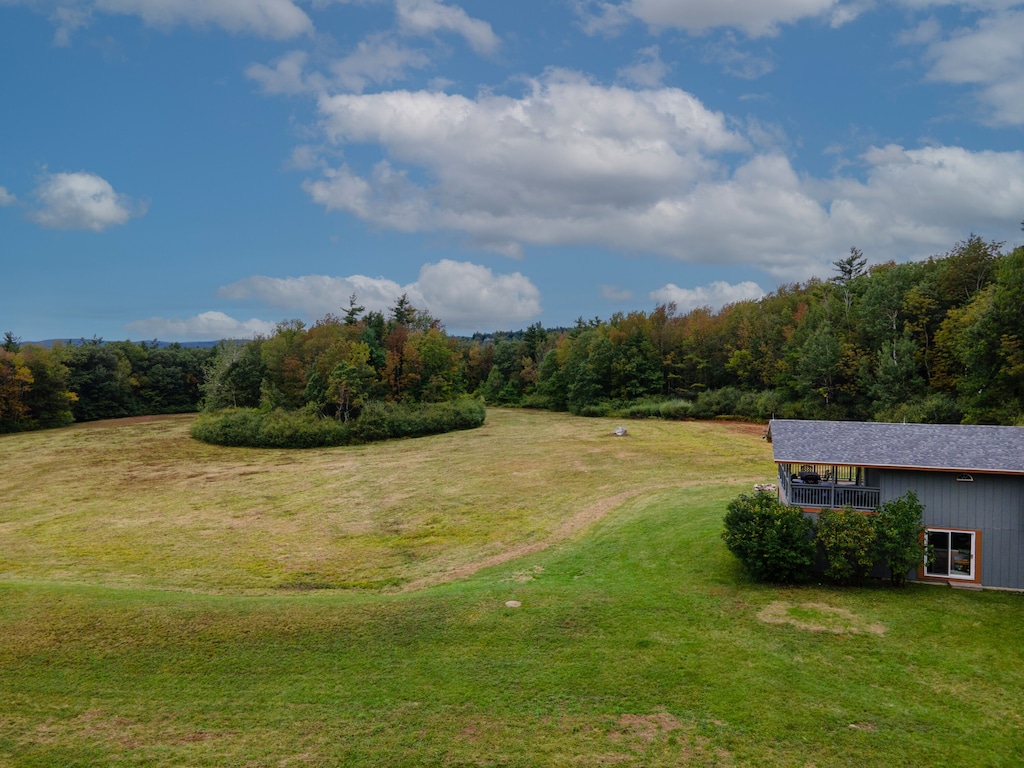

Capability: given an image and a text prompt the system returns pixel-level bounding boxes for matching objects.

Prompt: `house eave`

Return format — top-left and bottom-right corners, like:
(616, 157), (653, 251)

(774, 459), (1024, 476)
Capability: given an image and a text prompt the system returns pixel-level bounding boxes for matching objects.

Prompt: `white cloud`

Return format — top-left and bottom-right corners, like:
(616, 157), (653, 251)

(580, 0), (842, 38)
(396, 0), (500, 54)
(576, 1), (633, 36)
(246, 51), (324, 95)
(650, 281), (766, 313)
(5, 0), (313, 42)
(896, 0), (1022, 9)
(413, 260), (541, 328)
(701, 34), (775, 79)
(307, 70), (749, 251)
(617, 45), (669, 87)
(828, 0), (872, 28)
(29, 171), (145, 232)
(0, 186), (16, 206)
(896, 16), (941, 46)
(95, 0), (313, 38)
(247, 36), (433, 96)
(219, 273), (406, 316)
(125, 311), (277, 341)
(600, 285), (634, 301)
(285, 144), (324, 171)
(329, 33), (433, 92)
(217, 260), (541, 331)
(51, 5), (91, 45)
(298, 67), (1024, 281)
(921, 9), (1024, 125)
(823, 144), (1024, 248)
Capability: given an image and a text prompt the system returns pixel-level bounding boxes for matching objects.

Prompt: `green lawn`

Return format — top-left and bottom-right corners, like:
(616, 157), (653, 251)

(1, 411), (1022, 766)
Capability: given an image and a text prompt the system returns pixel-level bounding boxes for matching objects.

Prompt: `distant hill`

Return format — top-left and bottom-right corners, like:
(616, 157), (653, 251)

(27, 339), (222, 349)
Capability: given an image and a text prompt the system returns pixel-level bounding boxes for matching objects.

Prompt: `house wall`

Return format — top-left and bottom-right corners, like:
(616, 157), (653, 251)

(878, 469), (1024, 590)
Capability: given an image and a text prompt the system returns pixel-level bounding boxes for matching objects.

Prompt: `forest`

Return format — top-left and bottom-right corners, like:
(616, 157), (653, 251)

(2, 233), (1022, 434)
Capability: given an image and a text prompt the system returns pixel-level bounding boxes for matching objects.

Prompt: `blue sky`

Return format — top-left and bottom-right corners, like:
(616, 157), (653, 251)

(1, 0), (1022, 341)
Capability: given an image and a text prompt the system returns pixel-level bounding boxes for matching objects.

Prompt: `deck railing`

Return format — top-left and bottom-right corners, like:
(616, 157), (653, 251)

(777, 466), (880, 510)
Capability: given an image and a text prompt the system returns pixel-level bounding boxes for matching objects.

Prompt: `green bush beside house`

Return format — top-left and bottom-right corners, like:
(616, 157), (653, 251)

(723, 490), (925, 586)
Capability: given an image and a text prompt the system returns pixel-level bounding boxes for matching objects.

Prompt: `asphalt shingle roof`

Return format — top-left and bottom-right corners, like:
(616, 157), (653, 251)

(769, 419), (1024, 475)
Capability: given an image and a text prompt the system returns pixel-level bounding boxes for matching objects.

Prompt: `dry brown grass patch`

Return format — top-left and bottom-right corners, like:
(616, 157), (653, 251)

(0, 409), (774, 594)
(610, 713), (683, 743)
(758, 601), (886, 635)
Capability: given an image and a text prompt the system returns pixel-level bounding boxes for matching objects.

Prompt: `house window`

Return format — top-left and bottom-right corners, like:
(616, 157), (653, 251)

(925, 529), (976, 580)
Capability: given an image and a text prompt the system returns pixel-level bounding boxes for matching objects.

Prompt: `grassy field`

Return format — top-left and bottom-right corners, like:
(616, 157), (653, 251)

(1, 410), (1022, 766)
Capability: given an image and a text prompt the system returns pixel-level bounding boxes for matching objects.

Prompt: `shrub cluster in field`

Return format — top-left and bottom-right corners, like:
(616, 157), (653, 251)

(191, 397), (486, 448)
(596, 390), (782, 421)
(722, 490), (925, 585)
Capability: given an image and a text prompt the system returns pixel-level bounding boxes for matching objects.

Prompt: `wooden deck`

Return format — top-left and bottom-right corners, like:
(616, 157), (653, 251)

(777, 466), (880, 510)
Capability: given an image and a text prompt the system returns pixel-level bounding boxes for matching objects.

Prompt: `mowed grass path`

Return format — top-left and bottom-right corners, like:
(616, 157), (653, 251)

(1, 411), (1023, 766)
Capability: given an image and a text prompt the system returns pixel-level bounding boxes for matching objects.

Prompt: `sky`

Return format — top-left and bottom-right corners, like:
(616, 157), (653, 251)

(1, 0), (1023, 342)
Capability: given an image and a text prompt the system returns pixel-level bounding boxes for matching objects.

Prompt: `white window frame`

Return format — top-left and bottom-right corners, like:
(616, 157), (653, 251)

(925, 528), (976, 580)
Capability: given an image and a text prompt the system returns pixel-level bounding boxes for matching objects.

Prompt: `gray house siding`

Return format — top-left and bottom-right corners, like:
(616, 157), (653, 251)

(878, 469), (1024, 589)
(770, 420), (1024, 591)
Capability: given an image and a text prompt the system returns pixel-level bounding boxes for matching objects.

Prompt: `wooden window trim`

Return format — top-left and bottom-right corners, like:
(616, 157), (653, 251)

(918, 528), (982, 585)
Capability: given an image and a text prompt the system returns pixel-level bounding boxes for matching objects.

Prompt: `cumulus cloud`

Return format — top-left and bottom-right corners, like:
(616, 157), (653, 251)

(617, 45), (669, 87)
(828, 0), (872, 28)
(896, 0), (1022, 10)
(329, 34), (433, 92)
(246, 51), (323, 95)
(99, 0), (312, 37)
(218, 260), (541, 331)
(247, 34), (439, 96)
(307, 70), (748, 251)
(414, 260), (541, 327)
(125, 311), (277, 341)
(920, 9), (1024, 125)
(396, 0), (500, 54)
(0, 186), (16, 206)
(219, 273), (406, 317)
(29, 171), (145, 232)
(580, 0), (842, 38)
(650, 280), (765, 313)
(299, 70), (1024, 280)
(285, 144), (324, 171)
(824, 144), (1024, 248)
(5, 0), (313, 42)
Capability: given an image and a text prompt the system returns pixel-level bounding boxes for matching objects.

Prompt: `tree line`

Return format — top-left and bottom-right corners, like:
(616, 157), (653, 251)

(3, 233), (1023, 434)
(0, 296), (491, 433)
(482, 235), (1024, 425)
(0, 335), (212, 433)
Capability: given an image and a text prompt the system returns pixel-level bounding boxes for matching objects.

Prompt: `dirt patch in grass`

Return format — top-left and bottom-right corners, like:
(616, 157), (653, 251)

(503, 565), (545, 583)
(758, 601), (886, 635)
(848, 722), (878, 731)
(25, 709), (228, 751)
(611, 713), (683, 743)
(417, 712), (725, 766)
(716, 421), (768, 438)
